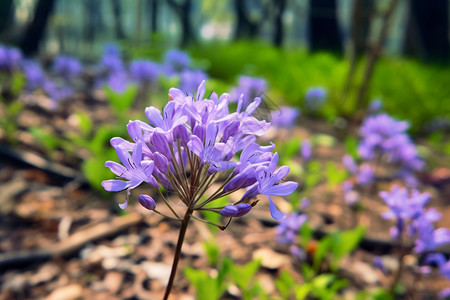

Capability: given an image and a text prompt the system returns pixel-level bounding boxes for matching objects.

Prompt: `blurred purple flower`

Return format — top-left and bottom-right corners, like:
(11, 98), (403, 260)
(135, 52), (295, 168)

(276, 212), (307, 244)
(270, 106), (300, 128)
(0, 45), (22, 72)
(231, 75), (266, 106)
(342, 155), (358, 174)
(301, 140), (312, 161)
(164, 49), (190, 75)
(356, 163), (374, 186)
(53, 55), (82, 80)
(22, 60), (46, 90)
(179, 69), (207, 95)
(304, 87), (326, 112)
(130, 60), (161, 85)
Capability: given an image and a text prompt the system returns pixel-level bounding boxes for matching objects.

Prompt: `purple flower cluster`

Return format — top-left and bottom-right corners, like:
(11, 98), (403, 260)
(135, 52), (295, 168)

(164, 49), (190, 75)
(276, 212), (307, 244)
(0, 45), (22, 72)
(358, 114), (424, 174)
(130, 60), (161, 85)
(231, 76), (267, 107)
(22, 61), (46, 91)
(380, 186), (450, 252)
(53, 55), (82, 80)
(102, 81), (298, 220)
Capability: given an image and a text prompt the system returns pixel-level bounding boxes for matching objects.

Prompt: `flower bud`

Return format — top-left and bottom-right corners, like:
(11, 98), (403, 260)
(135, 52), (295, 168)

(234, 203), (252, 217)
(220, 205), (238, 217)
(138, 194), (156, 210)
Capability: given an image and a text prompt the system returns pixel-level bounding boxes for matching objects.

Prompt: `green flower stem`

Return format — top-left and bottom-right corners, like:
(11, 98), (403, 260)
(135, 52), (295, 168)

(163, 207), (193, 300)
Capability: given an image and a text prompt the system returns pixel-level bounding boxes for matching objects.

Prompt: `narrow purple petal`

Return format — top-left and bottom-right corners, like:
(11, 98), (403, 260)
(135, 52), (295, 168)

(102, 179), (129, 192)
(267, 195), (286, 220)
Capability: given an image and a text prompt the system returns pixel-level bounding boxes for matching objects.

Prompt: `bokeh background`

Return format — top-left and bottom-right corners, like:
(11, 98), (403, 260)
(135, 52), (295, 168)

(1, 0), (450, 299)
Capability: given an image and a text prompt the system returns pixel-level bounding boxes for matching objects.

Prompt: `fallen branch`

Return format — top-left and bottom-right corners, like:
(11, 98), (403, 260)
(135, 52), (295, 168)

(0, 212), (144, 270)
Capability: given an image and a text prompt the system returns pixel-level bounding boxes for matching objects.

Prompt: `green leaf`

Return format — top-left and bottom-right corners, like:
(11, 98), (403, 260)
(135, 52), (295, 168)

(275, 270), (296, 299)
(344, 136), (359, 159)
(28, 127), (60, 153)
(329, 226), (366, 271)
(229, 259), (261, 292)
(184, 267), (222, 300)
(11, 72), (25, 96)
(203, 239), (220, 266)
(313, 236), (331, 273)
(75, 111), (93, 137)
(104, 84), (138, 115)
(294, 284), (311, 300)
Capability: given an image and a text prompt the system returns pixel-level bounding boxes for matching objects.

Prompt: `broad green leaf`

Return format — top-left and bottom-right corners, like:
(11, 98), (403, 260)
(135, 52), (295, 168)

(325, 161), (347, 185)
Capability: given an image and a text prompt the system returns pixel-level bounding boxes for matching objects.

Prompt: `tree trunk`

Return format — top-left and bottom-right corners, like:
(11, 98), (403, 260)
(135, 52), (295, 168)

(272, 0), (287, 47)
(307, 0), (342, 53)
(233, 0), (262, 40)
(148, 0), (158, 34)
(0, 0), (15, 38)
(19, 0), (56, 55)
(404, 0), (450, 62)
(83, 0), (104, 43)
(111, 0), (126, 39)
(167, 0), (196, 47)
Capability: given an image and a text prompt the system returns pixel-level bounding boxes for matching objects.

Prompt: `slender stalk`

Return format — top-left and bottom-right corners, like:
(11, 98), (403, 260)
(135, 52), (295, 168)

(163, 208), (193, 300)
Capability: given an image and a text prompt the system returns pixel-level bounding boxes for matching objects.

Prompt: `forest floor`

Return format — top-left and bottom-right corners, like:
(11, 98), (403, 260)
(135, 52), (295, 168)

(1, 91), (450, 300)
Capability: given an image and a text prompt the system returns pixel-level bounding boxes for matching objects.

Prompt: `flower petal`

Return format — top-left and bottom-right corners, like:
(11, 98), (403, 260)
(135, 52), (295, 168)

(102, 179), (130, 192)
(267, 195), (286, 220)
(263, 181), (298, 196)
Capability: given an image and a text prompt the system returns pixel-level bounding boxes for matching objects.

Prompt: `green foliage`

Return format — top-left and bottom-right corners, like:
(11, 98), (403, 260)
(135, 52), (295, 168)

(344, 136), (359, 159)
(28, 127), (61, 154)
(203, 238), (220, 266)
(185, 258), (266, 300)
(304, 161), (323, 189)
(188, 42), (450, 133)
(104, 84), (138, 120)
(314, 225), (366, 273)
(184, 264), (229, 300)
(325, 161), (347, 186)
(0, 98), (23, 144)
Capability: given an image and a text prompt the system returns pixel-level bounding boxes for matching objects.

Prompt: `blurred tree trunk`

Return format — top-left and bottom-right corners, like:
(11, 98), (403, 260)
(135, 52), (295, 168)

(272, 0), (287, 47)
(307, 0), (342, 53)
(234, 0), (260, 40)
(404, 0), (449, 62)
(167, 0), (196, 47)
(343, 0), (374, 95)
(111, 0), (126, 39)
(0, 0), (15, 38)
(19, 0), (56, 55)
(147, 0), (159, 34)
(83, 0), (104, 43)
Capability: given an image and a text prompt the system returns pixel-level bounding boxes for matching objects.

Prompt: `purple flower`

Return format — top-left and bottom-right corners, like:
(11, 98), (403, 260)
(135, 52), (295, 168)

(356, 163), (374, 186)
(53, 55), (82, 80)
(304, 87), (326, 112)
(358, 114), (423, 175)
(22, 60), (46, 90)
(439, 288), (450, 300)
(231, 75), (266, 106)
(130, 60), (161, 85)
(179, 69), (208, 95)
(270, 106), (300, 128)
(276, 212), (307, 244)
(343, 181), (359, 205)
(241, 153), (298, 219)
(342, 155), (358, 174)
(0, 46), (22, 72)
(102, 80), (298, 222)
(102, 141), (158, 208)
(164, 49), (190, 75)
(301, 140), (312, 161)
(368, 99), (383, 115)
